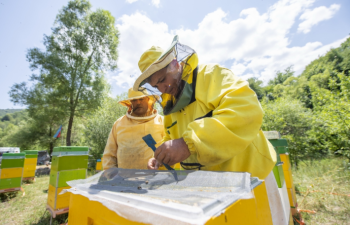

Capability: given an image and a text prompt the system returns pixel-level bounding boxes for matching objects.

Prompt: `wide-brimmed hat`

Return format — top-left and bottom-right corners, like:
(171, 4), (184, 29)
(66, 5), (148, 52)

(119, 88), (159, 107)
(133, 35), (179, 91)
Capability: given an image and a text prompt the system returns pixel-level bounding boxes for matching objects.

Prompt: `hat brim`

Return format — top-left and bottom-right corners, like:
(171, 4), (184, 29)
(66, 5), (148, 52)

(118, 95), (160, 107)
(133, 51), (175, 91)
(133, 35), (179, 91)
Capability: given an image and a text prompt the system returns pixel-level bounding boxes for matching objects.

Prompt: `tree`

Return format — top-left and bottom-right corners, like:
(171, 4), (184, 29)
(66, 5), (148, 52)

(268, 66), (295, 86)
(1, 114), (13, 122)
(261, 97), (325, 167)
(247, 77), (265, 100)
(84, 93), (127, 161)
(262, 66), (296, 101)
(310, 73), (350, 161)
(9, 0), (119, 146)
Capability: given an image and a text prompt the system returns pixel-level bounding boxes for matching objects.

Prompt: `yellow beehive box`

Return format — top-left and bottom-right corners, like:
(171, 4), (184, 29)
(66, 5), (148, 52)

(23, 155), (38, 179)
(23, 164), (37, 178)
(95, 161), (102, 171)
(283, 168), (294, 189)
(24, 158), (37, 165)
(287, 185), (297, 207)
(96, 162), (102, 171)
(0, 168), (23, 179)
(279, 154), (292, 171)
(47, 184), (71, 210)
(289, 211), (294, 224)
(23, 170), (36, 178)
(206, 180), (273, 225)
(68, 180), (272, 225)
(67, 169), (272, 225)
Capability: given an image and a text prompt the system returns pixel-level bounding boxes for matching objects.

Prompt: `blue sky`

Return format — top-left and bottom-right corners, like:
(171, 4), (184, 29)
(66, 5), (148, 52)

(0, 0), (349, 109)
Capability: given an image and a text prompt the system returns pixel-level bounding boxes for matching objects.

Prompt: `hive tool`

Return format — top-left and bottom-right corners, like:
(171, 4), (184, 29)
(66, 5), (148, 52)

(142, 134), (179, 182)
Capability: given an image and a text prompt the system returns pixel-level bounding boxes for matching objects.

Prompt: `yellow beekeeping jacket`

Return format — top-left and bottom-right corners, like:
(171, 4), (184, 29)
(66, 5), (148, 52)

(163, 64), (277, 179)
(103, 114), (164, 170)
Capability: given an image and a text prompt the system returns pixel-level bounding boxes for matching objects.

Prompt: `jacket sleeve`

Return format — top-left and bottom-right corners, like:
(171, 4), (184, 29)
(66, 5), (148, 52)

(103, 120), (119, 170)
(182, 65), (263, 167)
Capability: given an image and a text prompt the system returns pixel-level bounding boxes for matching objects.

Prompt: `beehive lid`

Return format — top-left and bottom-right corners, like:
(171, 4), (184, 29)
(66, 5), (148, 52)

(66, 169), (261, 225)
(52, 146), (89, 156)
(269, 139), (289, 154)
(263, 131), (281, 140)
(2, 153), (26, 159)
(24, 150), (39, 158)
(24, 150), (38, 155)
(269, 139), (288, 147)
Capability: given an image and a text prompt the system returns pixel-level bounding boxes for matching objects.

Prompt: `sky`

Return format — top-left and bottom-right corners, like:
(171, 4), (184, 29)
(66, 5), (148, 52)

(0, 0), (349, 109)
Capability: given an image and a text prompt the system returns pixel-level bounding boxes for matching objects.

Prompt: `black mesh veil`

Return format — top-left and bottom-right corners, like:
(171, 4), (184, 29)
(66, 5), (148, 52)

(137, 42), (197, 115)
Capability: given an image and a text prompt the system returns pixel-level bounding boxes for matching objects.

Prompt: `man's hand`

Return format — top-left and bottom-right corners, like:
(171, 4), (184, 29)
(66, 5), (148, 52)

(148, 138), (191, 170)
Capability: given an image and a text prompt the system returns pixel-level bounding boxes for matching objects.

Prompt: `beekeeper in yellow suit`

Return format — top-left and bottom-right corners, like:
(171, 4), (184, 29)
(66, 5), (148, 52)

(102, 88), (164, 170)
(133, 36), (277, 180)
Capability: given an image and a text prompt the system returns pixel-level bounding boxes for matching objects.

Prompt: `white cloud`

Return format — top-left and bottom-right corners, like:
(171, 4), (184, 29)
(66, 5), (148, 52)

(112, 0), (344, 90)
(125, 0), (161, 7)
(298, 4), (340, 34)
(152, 0), (160, 8)
(114, 12), (173, 88)
(125, 0), (139, 3)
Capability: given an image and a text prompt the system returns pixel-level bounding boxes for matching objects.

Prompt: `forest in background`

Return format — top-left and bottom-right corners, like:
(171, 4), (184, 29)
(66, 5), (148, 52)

(0, 0), (349, 169)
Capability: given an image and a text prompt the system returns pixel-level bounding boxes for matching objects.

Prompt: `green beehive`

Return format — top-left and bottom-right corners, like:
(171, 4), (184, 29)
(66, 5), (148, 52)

(0, 153), (25, 169)
(47, 146), (89, 213)
(51, 146), (89, 171)
(50, 169), (86, 188)
(51, 155), (89, 171)
(52, 146), (89, 155)
(24, 150), (39, 158)
(272, 147), (285, 188)
(0, 177), (22, 189)
(0, 153), (25, 190)
(273, 163), (285, 188)
(269, 139), (289, 154)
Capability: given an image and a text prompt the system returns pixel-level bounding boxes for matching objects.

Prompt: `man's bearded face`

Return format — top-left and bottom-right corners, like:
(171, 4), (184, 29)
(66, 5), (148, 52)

(147, 60), (183, 97)
(130, 97), (150, 116)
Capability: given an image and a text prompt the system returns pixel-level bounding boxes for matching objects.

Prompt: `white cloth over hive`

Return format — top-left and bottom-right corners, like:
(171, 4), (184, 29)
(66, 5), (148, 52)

(265, 172), (289, 225)
(64, 169), (259, 225)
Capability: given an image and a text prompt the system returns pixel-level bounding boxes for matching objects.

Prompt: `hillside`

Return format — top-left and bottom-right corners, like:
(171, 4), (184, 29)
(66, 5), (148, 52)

(0, 109), (24, 117)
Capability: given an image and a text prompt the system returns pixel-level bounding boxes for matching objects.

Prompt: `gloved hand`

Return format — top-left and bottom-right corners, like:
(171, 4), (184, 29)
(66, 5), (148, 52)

(147, 138), (191, 170)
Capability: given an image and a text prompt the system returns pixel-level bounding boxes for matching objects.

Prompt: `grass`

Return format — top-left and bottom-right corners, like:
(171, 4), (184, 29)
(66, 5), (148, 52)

(0, 169), (98, 225)
(292, 157), (350, 224)
(0, 175), (68, 225)
(0, 159), (349, 224)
